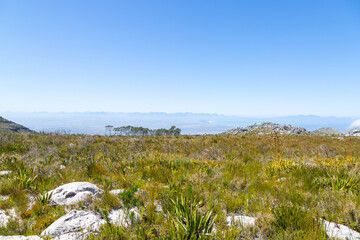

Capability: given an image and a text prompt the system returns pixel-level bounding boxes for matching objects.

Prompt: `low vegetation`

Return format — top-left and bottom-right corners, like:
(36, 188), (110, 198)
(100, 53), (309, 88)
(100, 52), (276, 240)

(0, 132), (359, 239)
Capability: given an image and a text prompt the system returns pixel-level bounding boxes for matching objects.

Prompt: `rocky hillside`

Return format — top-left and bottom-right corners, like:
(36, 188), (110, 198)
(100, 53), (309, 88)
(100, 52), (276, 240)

(350, 129), (360, 136)
(311, 127), (344, 136)
(224, 122), (310, 135)
(0, 117), (35, 133)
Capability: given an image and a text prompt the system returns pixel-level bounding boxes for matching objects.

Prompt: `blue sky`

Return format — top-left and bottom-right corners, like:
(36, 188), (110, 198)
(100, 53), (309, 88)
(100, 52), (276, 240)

(0, 0), (359, 116)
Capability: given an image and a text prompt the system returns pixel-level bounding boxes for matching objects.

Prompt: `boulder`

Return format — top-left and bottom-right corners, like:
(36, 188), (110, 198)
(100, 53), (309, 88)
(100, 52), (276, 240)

(0, 236), (42, 240)
(109, 189), (124, 195)
(154, 200), (163, 212)
(108, 207), (140, 227)
(50, 231), (91, 240)
(322, 219), (360, 240)
(350, 129), (360, 136)
(226, 215), (256, 227)
(0, 195), (10, 201)
(41, 210), (105, 237)
(0, 209), (10, 227)
(27, 195), (36, 211)
(49, 182), (103, 205)
(0, 171), (12, 176)
(0, 208), (16, 227)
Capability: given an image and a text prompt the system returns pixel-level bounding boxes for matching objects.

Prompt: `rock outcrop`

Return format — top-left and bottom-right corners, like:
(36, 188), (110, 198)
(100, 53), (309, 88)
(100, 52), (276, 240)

(0, 236), (43, 240)
(224, 122), (309, 135)
(350, 129), (360, 136)
(226, 215), (256, 227)
(0, 208), (16, 227)
(0, 171), (12, 176)
(321, 219), (360, 240)
(109, 189), (124, 195)
(49, 182), (103, 206)
(0, 195), (10, 201)
(108, 208), (141, 227)
(41, 210), (105, 238)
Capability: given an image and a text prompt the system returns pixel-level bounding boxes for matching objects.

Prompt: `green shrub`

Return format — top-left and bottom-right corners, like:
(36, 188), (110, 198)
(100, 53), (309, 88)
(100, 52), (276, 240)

(119, 186), (142, 209)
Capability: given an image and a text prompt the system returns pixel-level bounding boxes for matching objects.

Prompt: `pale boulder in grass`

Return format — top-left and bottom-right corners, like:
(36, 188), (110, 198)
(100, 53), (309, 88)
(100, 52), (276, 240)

(108, 207), (141, 227)
(109, 189), (124, 195)
(0, 171), (12, 176)
(0, 208), (16, 227)
(41, 210), (105, 238)
(322, 219), (360, 240)
(0, 209), (10, 227)
(49, 182), (103, 206)
(0, 236), (43, 240)
(226, 215), (256, 228)
(50, 231), (91, 240)
(0, 195), (9, 201)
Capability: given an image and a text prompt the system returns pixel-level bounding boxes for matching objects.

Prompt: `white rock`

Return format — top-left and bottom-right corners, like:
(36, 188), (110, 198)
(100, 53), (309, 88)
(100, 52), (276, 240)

(154, 200), (163, 212)
(108, 207), (140, 227)
(303, 162), (317, 167)
(0, 210), (10, 227)
(41, 210), (105, 237)
(226, 215), (256, 228)
(109, 189), (124, 195)
(0, 195), (9, 201)
(50, 231), (91, 240)
(27, 196), (36, 211)
(321, 219), (360, 240)
(49, 182), (103, 205)
(277, 177), (286, 182)
(59, 165), (66, 170)
(0, 171), (12, 176)
(0, 208), (16, 227)
(0, 236), (42, 240)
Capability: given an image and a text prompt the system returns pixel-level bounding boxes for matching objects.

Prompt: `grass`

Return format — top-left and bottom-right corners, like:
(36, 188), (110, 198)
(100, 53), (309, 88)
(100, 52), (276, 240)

(0, 132), (359, 239)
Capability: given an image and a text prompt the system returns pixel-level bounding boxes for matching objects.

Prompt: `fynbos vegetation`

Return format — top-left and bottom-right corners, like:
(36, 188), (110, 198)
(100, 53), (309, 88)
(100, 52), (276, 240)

(0, 132), (359, 239)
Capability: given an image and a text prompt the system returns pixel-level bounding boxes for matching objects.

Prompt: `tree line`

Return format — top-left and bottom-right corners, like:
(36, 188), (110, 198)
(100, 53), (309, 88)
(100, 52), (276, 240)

(105, 125), (181, 136)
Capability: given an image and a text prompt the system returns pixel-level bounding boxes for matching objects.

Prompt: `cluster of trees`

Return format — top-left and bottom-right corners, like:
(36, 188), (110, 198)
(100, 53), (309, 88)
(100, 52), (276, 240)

(105, 125), (181, 136)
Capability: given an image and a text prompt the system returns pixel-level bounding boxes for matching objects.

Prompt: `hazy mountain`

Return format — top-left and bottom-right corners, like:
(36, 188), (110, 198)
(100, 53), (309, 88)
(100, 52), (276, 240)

(0, 112), (356, 135)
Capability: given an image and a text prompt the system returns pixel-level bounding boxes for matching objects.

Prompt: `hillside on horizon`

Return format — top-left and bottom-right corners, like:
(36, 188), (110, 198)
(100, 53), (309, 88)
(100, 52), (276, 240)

(0, 116), (35, 133)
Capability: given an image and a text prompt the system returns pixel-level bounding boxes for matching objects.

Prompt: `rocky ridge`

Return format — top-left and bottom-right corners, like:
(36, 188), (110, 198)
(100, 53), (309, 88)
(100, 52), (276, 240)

(224, 122), (310, 135)
(350, 129), (360, 136)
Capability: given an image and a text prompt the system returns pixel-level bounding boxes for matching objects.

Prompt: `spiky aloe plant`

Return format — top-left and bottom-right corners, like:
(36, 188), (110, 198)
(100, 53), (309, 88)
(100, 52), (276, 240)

(35, 191), (53, 206)
(329, 169), (359, 192)
(16, 169), (37, 190)
(168, 196), (217, 239)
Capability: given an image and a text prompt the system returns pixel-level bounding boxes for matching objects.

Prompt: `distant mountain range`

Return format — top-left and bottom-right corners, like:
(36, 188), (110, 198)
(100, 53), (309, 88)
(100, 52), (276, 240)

(0, 112), (357, 135)
(0, 116), (35, 133)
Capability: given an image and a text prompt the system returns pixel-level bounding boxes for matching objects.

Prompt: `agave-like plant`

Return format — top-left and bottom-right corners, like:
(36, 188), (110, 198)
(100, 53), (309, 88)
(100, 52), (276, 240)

(168, 196), (217, 239)
(35, 191), (53, 206)
(329, 170), (359, 192)
(16, 169), (37, 189)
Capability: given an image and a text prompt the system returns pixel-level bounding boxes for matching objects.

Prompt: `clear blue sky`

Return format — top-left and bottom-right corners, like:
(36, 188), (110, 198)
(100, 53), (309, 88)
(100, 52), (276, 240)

(1, 0), (359, 116)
